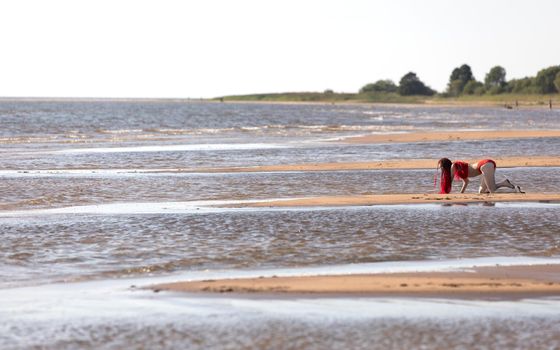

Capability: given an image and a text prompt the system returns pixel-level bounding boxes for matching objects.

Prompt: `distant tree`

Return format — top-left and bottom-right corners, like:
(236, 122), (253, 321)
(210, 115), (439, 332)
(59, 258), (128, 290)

(484, 66), (507, 89)
(447, 64), (475, 96)
(554, 72), (560, 94)
(450, 64), (475, 83)
(534, 65), (560, 93)
(487, 85), (504, 95)
(360, 80), (398, 93)
(398, 72), (435, 96)
(463, 80), (484, 95)
(324, 89), (334, 94)
(507, 77), (535, 94)
(473, 86), (486, 96)
(447, 79), (464, 97)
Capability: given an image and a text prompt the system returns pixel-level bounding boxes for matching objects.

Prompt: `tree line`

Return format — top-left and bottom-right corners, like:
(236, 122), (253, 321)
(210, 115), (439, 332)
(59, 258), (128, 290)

(360, 64), (560, 96)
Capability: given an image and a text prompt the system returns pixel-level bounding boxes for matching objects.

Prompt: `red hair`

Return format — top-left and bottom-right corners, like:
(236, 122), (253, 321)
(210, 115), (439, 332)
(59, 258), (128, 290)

(438, 158), (452, 194)
(453, 161), (469, 180)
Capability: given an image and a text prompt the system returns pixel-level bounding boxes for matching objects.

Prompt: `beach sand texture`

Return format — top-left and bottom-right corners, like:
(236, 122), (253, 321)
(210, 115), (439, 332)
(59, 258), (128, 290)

(173, 155), (560, 174)
(226, 193), (560, 208)
(152, 265), (560, 298)
(343, 129), (560, 144)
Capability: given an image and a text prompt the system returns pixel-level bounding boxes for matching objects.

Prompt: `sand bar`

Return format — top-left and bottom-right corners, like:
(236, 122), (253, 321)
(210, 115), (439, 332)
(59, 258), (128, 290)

(194, 156), (560, 174)
(6, 156), (559, 175)
(225, 193), (560, 208)
(151, 264), (560, 298)
(343, 129), (560, 144)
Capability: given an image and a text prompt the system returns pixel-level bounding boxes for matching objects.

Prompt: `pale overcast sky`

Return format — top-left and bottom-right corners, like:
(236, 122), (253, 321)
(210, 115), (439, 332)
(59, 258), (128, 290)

(1, 0), (558, 98)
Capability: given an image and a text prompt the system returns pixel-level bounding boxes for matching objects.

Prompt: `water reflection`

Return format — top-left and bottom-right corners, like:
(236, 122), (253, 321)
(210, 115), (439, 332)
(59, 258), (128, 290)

(1, 205), (559, 287)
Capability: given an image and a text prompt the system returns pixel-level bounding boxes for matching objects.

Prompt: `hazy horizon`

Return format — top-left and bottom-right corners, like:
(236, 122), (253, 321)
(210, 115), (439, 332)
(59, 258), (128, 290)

(1, 0), (559, 99)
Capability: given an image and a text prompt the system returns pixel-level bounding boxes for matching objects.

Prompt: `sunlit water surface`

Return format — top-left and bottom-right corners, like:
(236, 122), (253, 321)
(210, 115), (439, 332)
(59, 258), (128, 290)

(1, 101), (560, 349)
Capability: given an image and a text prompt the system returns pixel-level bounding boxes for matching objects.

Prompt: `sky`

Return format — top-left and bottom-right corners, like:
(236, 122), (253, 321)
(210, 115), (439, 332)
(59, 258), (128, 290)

(0, 0), (559, 98)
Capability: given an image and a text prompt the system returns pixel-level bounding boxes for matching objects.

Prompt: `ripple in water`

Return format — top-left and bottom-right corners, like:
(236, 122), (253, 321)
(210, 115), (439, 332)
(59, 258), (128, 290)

(1, 205), (559, 287)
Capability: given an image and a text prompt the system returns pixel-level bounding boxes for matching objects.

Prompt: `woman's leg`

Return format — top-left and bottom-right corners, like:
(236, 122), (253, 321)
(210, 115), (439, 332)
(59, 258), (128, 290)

(495, 178), (515, 190)
(480, 163), (515, 192)
(480, 163), (497, 192)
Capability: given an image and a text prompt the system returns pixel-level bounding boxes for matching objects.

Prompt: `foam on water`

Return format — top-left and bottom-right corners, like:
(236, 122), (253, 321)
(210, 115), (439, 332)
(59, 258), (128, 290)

(52, 143), (288, 154)
(2, 198), (559, 217)
(0, 199), (283, 216)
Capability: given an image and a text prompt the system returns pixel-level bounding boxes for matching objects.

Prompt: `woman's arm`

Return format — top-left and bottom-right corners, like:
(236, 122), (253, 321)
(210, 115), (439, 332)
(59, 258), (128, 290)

(460, 178), (469, 193)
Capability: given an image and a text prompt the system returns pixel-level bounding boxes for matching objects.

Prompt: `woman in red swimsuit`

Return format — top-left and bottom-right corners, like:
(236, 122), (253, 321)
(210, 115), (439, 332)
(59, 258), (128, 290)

(437, 158), (522, 194)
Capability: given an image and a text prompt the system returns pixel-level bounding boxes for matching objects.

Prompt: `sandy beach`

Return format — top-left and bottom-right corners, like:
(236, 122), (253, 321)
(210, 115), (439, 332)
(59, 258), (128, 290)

(343, 129), (560, 144)
(194, 156), (560, 174)
(225, 193), (560, 208)
(151, 264), (560, 298)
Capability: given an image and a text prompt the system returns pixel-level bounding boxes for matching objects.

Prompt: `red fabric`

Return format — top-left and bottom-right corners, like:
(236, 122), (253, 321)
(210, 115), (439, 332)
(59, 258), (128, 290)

(453, 161), (469, 180)
(439, 167), (452, 194)
(476, 159), (496, 173)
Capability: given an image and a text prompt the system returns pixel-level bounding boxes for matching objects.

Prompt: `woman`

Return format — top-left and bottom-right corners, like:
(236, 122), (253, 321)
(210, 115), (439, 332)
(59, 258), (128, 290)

(437, 158), (523, 194)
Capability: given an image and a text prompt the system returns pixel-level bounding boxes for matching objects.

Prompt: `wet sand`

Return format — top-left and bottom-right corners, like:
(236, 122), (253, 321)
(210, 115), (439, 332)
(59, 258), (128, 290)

(196, 156), (560, 173)
(225, 193), (560, 208)
(343, 129), (560, 144)
(151, 264), (560, 298)
(8, 156), (558, 175)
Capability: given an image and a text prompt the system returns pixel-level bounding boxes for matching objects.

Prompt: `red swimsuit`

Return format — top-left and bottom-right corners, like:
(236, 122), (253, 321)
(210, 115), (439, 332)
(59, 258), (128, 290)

(475, 159), (496, 173)
(454, 159), (496, 180)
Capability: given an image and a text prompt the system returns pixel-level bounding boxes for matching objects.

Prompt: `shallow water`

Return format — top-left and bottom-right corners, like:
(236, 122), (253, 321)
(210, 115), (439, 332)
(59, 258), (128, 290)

(2, 100), (558, 141)
(1, 265), (560, 349)
(1, 167), (558, 210)
(2, 101), (560, 170)
(3, 137), (560, 170)
(1, 100), (560, 348)
(1, 204), (559, 287)
(6, 315), (560, 350)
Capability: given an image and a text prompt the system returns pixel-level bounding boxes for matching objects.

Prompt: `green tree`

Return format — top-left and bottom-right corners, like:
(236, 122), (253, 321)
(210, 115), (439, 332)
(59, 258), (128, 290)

(473, 86), (486, 96)
(484, 66), (507, 89)
(447, 64), (475, 96)
(447, 79), (464, 96)
(360, 80), (398, 93)
(450, 64), (474, 82)
(398, 72), (435, 96)
(554, 72), (560, 93)
(507, 77), (535, 94)
(487, 85), (504, 95)
(534, 65), (560, 93)
(463, 80), (484, 95)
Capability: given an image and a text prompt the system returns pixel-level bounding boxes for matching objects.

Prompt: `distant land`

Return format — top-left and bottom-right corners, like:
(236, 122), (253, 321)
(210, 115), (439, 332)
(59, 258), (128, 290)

(214, 92), (560, 107)
(216, 64), (560, 107)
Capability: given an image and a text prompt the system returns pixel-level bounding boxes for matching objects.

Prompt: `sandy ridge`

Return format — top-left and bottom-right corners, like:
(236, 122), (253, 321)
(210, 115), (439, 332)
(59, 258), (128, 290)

(343, 130), (560, 144)
(151, 265), (560, 298)
(5, 156), (559, 176)
(226, 193), (560, 208)
(196, 156), (560, 173)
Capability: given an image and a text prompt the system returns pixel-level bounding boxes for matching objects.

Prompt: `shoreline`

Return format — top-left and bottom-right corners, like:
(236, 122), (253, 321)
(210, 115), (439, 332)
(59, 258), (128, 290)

(150, 264), (560, 299)
(196, 156), (560, 174)
(2, 96), (559, 108)
(217, 95), (560, 107)
(225, 193), (560, 208)
(342, 130), (560, 144)
(5, 156), (559, 175)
